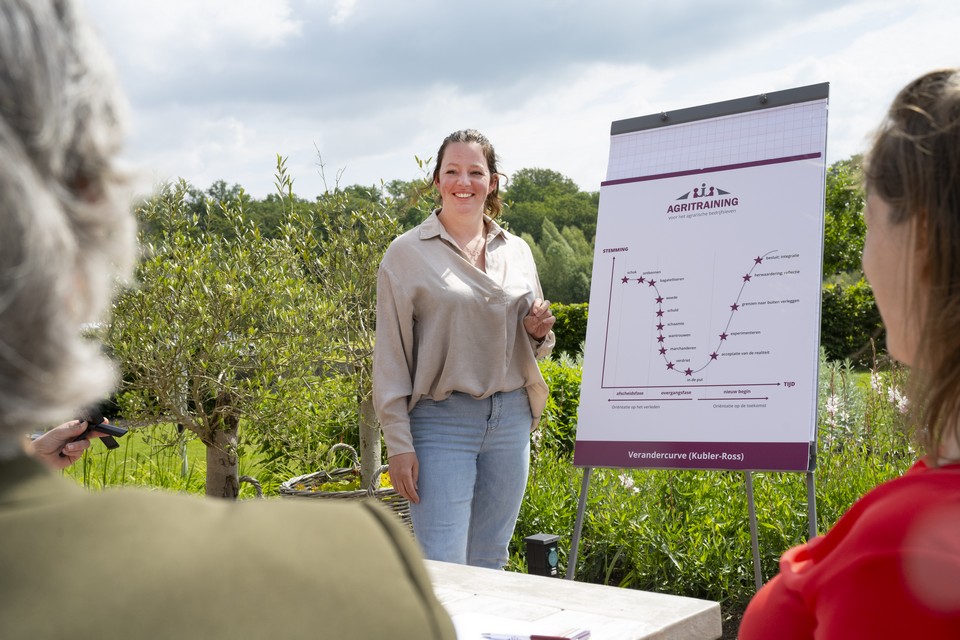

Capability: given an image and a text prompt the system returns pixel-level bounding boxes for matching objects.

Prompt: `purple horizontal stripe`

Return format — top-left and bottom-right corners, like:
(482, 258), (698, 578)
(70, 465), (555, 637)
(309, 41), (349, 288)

(601, 152), (822, 187)
(573, 440), (810, 472)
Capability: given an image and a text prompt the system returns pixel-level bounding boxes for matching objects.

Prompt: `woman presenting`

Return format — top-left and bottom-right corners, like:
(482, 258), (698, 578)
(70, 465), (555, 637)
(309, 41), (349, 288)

(374, 129), (555, 569)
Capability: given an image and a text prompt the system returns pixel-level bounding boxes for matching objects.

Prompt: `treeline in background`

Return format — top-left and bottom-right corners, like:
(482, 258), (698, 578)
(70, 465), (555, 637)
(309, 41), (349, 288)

(163, 156), (879, 364)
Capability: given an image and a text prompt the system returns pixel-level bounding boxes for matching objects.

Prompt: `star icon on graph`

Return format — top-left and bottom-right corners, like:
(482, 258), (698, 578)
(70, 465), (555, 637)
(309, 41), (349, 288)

(755, 256), (763, 265)
(656, 296), (664, 304)
(666, 362), (675, 370)
(659, 347), (667, 355)
(684, 368), (693, 376)
(637, 276), (645, 284)
(648, 279), (656, 287)
(656, 323), (664, 331)
(710, 352), (719, 360)
(719, 332), (728, 341)
(743, 274), (751, 282)
(657, 335), (665, 343)
(730, 303), (740, 311)
(656, 309), (664, 317)
(621, 276), (629, 284)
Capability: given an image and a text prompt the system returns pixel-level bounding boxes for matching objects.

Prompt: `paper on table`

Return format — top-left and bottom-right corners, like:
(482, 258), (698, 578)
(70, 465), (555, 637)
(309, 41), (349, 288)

(482, 631), (591, 640)
(452, 612), (589, 640)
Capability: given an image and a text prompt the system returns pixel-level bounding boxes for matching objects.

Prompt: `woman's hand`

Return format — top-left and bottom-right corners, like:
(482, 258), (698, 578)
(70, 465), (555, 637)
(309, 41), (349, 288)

(523, 297), (556, 340)
(388, 452), (420, 504)
(27, 419), (108, 470)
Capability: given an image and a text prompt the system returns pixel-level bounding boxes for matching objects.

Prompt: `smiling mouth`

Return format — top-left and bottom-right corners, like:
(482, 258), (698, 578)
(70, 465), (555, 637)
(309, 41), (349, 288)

(454, 193), (473, 199)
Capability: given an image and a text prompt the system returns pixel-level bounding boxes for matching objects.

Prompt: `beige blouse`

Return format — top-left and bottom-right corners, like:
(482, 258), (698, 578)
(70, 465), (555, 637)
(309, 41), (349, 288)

(373, 211), (555, 457)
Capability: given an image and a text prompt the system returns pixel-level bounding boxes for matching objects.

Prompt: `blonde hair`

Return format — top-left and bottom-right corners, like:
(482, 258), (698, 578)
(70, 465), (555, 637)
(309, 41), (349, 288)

(0, 0), (136, 455)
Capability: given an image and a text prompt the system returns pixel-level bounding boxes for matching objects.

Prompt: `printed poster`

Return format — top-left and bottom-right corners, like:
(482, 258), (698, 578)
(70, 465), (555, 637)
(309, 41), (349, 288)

(574, 95), (828, 472)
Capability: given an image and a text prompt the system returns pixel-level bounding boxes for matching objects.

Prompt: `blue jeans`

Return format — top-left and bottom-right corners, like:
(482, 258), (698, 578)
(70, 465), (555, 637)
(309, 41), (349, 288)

(408, 388), (532, 569)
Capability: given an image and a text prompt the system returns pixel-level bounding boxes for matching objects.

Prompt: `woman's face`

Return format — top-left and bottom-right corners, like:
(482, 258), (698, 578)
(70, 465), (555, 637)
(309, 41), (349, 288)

(862, 193), (923, 366)
(435, 142), (497, 216)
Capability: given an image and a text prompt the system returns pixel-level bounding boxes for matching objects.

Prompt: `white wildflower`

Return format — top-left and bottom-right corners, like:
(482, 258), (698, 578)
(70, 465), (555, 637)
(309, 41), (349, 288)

(888, 387), (909, 414)
(825, 394), (840, 416)
(531, 428), (543, 447)
(618, 473), (640, 494)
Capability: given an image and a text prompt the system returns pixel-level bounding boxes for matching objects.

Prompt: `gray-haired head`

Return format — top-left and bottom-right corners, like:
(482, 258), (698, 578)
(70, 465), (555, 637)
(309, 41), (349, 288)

(0, 0), (136, 456)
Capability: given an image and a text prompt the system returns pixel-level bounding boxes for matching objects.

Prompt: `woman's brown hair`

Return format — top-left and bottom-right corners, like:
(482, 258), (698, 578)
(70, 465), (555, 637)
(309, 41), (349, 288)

(864, 68), (960, 460)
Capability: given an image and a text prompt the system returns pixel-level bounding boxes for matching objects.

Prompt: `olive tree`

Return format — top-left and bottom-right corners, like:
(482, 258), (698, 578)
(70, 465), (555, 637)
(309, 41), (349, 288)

(286, 165), (401, 487)
(108, 158), (401, 497)
(107, 176), (335, 498)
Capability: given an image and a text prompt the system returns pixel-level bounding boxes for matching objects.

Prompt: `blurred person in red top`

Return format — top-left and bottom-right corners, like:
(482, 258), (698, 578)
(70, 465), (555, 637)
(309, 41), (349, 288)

(739, 69), (960, 638)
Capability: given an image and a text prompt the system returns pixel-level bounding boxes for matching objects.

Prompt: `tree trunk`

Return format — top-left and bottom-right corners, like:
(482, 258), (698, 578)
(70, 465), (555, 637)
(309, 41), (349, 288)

(205, 411), (240, 499)
(358, 395), (381, 490)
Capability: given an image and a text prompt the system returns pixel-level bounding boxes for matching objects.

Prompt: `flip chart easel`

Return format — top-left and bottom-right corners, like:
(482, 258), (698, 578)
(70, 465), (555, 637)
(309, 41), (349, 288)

(567, 84), (829, 588)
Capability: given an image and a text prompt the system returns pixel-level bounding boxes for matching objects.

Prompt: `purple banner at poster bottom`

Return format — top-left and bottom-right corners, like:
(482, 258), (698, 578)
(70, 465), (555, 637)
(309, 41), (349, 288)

(573, 440), (812, 472)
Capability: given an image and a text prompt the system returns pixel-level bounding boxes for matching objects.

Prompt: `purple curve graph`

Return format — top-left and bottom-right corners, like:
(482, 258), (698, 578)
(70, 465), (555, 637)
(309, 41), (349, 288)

(599, 249), (796, 390)
(620, 250), (775, 378)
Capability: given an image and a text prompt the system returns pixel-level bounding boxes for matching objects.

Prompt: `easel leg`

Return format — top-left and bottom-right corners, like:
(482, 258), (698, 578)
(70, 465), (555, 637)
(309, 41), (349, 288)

(744, 471), (762, 591)
(806, 470), (818, 539)
(565, 466), (593, 580)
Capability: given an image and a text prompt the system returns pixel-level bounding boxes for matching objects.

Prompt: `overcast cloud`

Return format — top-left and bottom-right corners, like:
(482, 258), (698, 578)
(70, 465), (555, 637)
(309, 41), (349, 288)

(80, 0), (959, 198)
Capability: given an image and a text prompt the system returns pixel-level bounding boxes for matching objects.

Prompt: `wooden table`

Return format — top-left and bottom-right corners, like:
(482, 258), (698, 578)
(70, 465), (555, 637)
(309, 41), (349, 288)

(426, 560), (722, 640)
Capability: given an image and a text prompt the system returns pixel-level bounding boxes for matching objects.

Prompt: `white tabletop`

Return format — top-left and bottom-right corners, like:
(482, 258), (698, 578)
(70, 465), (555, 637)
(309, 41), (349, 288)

(425, 560), (722, 640)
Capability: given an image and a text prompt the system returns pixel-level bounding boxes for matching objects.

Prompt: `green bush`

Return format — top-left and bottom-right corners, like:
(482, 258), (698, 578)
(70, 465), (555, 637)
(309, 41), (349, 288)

(511, 350), (913, 631)
(551, 302), (588, 356)
(536, 353), (584, 458)
(250, 372), (364, 481)
(820, 277), (884, 366)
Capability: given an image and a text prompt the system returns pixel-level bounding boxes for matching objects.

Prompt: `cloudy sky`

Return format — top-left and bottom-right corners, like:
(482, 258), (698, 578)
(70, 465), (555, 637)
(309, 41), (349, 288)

(80, 0), (958, 199)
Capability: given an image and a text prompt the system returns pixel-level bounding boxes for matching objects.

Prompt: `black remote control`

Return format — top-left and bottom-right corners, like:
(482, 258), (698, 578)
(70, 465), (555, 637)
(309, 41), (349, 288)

(58, 410), (128, 457)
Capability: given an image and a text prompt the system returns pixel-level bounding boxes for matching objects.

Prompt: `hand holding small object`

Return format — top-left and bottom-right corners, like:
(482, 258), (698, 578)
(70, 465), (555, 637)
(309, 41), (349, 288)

(55, 410), (128, 460)
(523, 298), (555, 341)
(28, 420), (105, 470)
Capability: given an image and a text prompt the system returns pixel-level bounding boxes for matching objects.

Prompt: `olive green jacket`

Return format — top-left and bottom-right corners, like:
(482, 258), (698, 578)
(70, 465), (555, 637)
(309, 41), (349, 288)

(0, 456), (456, 639)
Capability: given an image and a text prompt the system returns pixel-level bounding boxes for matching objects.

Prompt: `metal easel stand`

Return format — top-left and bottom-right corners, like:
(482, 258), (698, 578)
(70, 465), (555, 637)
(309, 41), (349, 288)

(566, 466), (592, 580)
(567, 461), (818, 588)
(744, 465), (818, 591)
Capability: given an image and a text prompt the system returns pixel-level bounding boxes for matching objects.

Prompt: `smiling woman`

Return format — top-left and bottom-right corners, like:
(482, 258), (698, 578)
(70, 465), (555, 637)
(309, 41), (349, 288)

(374, 129), (557, 569)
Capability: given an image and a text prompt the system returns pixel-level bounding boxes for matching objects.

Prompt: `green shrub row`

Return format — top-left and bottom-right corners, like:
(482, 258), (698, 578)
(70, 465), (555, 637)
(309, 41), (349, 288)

(550, 302), (588, 356)
(819, 277), (885, 366)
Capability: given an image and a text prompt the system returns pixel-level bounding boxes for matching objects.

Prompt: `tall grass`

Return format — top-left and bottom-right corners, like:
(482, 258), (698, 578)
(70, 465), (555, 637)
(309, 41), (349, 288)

(62, 423), (266, 499)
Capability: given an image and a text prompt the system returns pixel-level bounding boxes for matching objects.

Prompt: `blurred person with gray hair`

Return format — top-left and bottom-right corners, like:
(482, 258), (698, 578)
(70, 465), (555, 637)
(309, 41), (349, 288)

(0, 2), (455, 638)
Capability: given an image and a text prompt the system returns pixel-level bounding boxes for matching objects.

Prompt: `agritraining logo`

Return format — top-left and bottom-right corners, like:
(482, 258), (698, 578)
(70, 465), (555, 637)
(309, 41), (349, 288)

(667, 182), (739, 215)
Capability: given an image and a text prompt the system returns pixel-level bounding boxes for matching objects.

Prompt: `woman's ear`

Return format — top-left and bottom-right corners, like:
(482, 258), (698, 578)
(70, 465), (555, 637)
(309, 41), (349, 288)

(488, 172), (499, 195)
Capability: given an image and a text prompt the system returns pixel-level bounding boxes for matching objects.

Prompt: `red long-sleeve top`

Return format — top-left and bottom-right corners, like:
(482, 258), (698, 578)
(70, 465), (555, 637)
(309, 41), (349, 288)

(740, 458), (960, 639)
